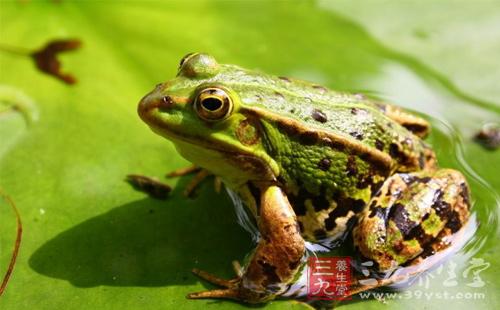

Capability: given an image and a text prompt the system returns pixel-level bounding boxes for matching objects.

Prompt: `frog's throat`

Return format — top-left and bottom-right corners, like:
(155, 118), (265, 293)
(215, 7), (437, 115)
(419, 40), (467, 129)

(148, 124), (280, 185)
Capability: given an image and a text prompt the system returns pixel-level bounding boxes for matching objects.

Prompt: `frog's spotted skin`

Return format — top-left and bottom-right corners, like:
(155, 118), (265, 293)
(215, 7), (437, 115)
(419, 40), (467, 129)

(353, 169), (470, 271)
(138, 53), (471, 303)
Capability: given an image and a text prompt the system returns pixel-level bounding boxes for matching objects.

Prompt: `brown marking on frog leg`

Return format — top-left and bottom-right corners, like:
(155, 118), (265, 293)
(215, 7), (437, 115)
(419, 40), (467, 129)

(189, 186), (304, 303)
(242, 107), (394, 172)
(388, 203), (419, 235)
(237, 185), (305, 302)
(355, 169), (471, 272)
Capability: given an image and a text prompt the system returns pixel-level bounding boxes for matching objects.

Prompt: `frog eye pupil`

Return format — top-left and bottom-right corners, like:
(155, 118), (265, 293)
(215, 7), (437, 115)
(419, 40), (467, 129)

(195, 87), (233, 121)
(201, 97), (223, 111)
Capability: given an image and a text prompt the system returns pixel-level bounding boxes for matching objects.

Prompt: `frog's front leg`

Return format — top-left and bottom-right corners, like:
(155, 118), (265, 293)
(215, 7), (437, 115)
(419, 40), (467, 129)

(188, 185), (306, 303)
(353, 169), (470, 273)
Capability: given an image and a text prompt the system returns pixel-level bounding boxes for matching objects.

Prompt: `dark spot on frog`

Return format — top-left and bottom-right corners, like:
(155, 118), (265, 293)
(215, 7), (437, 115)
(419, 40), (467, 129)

(419, 245), (437, 259)
(404, 225), (431, 244)
(288, 189), (307, 216)
(324, 197), (365, 231)
(388, 203), (418, 235)
(460, 183), (470, 206)
(419, 176), (432, 183)
(371, 181), (384, 197)
(312, 85), (328, 93)
(312, 192), (330, 212)
(299, 131), (320, 145)
(403, 123), (429, 136)
(350, 108), (359, 115)
(278, 76), (291, 82)
(400, 173), (418, 185)
(159, 95), (174, 110)
(445, 210), (463, 233)
(374, 139), (385, 151)
(418, 152), (426, 169)
(356, 174), (373, 190)
(258, 260), (281, 285)
(349, 131), (364, 140)
(432, 199), (451, 220)
(393, 242), (405, 253)
(311, 109), (328, 123)
(389, 143), (400, 158)
(326, 140), (346, 151)
(346, 155), (358, 177)
(274, 91), (285, 99)
(277, 122), (300, 137)
(369, 205), (389, 221)
(317, 158), (331, 171)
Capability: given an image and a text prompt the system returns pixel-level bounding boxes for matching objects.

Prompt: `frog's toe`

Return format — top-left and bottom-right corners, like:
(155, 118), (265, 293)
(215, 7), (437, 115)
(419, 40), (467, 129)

(187, 288), (239, 300)
(191, 268), (239, 288)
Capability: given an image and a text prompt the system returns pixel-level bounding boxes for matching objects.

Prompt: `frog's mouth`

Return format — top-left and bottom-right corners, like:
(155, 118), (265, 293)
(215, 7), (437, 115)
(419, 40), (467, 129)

(138, 93), (279, 183)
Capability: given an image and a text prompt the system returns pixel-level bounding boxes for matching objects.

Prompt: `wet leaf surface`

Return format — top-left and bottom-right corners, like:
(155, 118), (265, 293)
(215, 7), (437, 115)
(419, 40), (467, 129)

(0, 1), (499, 309)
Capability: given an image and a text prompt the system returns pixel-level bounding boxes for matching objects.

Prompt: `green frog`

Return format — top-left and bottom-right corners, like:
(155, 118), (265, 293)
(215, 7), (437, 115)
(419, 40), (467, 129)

(137, 53), (471, 303)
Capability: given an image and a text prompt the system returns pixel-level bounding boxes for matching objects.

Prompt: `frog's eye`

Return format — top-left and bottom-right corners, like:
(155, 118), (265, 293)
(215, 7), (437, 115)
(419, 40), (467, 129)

(195, 88), (232, 121)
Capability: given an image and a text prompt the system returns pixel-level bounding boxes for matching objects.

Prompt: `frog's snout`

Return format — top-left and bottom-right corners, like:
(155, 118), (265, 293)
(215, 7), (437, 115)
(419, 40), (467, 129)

(138, 91), (174, 122)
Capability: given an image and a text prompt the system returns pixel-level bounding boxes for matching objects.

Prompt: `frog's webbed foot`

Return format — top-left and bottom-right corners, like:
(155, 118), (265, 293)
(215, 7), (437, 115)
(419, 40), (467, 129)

(166, 165), (223, 196)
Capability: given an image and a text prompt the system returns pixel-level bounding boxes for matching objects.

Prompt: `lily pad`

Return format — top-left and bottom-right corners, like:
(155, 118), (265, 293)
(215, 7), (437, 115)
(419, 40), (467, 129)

(0, 1), (498, 309)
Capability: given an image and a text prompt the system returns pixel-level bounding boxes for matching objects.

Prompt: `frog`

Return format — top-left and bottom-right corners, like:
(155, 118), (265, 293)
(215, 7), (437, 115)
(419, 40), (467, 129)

(137, 53), (471, 303)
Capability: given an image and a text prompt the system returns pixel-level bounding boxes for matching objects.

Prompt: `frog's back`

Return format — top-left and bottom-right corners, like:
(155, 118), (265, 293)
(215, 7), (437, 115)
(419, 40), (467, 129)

(208, 66), (430, 171)
(210, 66), (433, 241)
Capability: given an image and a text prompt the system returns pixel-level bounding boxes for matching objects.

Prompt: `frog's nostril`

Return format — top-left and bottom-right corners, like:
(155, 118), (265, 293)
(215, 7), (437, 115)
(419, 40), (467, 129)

(159, 96), (174, 109)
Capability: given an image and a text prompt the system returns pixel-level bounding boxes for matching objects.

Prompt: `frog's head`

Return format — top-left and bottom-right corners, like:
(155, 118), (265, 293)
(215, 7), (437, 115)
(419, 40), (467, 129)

(138, 53), (279, 187)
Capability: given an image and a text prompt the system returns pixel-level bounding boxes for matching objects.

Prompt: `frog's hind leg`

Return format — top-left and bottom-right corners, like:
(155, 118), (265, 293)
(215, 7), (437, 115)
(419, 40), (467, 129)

(188, 185), (306, 303)
(353, 168), (470, 273)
